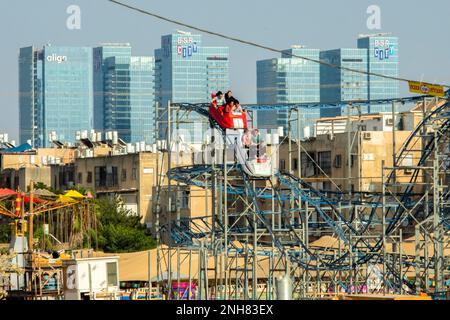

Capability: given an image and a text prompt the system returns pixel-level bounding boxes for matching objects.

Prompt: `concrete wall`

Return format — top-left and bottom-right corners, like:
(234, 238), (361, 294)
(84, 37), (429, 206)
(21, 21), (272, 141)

(1, 148), (76, 171)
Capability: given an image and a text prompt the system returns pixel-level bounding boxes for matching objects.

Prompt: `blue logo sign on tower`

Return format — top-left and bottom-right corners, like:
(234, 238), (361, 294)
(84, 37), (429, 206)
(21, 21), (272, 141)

(176, 36), (198, 58)
(374, 39), (395, 61)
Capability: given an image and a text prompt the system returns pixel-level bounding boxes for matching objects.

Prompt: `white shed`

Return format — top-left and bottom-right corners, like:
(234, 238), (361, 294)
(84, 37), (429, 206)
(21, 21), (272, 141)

(62, 256), (120, 300)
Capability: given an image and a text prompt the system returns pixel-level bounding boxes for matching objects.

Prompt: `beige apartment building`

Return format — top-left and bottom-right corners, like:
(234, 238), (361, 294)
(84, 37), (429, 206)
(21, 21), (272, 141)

(0, 147), (77, 191)
(279, 111), (424, 194)
(74, 150), (210, 232)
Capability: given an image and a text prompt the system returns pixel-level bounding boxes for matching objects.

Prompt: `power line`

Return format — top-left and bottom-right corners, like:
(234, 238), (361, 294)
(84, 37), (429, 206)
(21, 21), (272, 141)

(107, 0), (450, 89)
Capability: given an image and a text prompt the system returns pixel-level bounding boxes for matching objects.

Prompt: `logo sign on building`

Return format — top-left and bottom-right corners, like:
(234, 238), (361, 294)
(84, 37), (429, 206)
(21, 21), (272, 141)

(176, 36), (198, 58)
(47, 54), (68, 64)
(409, 81), (445, 97)
(374, 39), (395, 61)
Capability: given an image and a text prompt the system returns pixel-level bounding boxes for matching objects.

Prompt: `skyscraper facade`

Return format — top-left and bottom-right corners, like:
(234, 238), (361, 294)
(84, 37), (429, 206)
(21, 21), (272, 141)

(19, 45), (94, 147)
(320, 48), (369, 117)
(103, 56), (156, 144)
(358, 35), (399, 113)
(155, 32), (229, 145)
(256, 47), (321, 138)
(93, 44), (132, 131)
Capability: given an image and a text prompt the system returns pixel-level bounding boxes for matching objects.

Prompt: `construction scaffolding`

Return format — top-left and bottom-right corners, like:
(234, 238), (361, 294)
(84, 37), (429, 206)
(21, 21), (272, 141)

(153, 95), (450, 300)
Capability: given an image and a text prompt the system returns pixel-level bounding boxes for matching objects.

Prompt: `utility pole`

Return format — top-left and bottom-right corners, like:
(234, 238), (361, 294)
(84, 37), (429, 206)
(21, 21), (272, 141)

(28, 180), (34, 252)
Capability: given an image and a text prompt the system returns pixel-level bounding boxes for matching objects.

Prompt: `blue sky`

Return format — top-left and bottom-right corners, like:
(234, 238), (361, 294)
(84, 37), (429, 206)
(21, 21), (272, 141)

(1, 0), (450, 140)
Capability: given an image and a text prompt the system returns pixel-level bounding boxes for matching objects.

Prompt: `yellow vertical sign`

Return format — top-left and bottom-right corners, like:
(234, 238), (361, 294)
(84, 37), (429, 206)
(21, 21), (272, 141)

(409, 81), (445, 97)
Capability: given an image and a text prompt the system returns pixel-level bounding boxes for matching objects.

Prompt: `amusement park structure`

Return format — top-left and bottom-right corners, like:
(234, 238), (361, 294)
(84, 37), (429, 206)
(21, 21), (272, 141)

(0, 184), (97, 300)
(153, 94), (450, 300)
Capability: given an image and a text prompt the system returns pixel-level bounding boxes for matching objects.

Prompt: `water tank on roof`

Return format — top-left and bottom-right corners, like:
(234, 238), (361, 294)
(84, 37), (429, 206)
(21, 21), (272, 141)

(278, 127), (284, 137)
(275, 274), (292, 300)
(272, 133), (279, 145)
(304, 126), (311, 139)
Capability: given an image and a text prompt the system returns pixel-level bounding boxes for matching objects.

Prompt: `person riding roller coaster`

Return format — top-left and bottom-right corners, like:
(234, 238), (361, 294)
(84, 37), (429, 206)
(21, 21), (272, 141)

(211, 90), (243, 113)
(209, 90), (247, 129)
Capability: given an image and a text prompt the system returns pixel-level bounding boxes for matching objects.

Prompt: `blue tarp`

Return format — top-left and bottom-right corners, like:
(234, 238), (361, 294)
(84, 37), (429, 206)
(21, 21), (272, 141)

(0, 143), (33, 153)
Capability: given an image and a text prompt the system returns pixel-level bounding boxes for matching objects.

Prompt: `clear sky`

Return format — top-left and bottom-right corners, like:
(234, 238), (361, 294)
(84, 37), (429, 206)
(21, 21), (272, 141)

(1, 0), (450, 141)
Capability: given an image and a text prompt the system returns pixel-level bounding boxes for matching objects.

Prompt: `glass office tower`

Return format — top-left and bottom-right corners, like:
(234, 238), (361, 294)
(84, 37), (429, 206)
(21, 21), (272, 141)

(319, 35), (399, 117)
(19, 46), (42, 146)
(93, 44), (132, 131)
(320, 48), (369, 117)
(104, 56), (156, 144)
(155, 32), (229, 146)
(358, 35), (400, 113)
(256, 47), (321, 138)
(19, 45), (94, 147)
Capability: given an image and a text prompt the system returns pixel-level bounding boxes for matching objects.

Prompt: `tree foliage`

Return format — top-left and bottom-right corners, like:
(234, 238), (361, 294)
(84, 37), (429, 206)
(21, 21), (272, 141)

(93, 197), (156, 253)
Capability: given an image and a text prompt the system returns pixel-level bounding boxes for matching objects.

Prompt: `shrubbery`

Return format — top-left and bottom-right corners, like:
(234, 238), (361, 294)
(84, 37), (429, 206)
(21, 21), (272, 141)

(93, 198), (156, 253)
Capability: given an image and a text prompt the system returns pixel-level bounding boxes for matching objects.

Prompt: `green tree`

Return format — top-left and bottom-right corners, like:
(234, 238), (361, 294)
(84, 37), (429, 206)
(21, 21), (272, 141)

(94, 198), (155, 253)
(0, 223), (11, 244)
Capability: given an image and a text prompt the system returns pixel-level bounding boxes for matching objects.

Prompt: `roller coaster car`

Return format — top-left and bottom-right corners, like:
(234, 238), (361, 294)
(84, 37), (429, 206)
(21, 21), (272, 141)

(243, 158), (272, 178)
(230, 132), (273, 178)
(209, 102), (247, 130)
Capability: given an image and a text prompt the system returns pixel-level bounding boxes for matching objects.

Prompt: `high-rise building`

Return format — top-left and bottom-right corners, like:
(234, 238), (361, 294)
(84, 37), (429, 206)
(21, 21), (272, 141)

(20, 44), (158, 147)
(358, 34), (399, 112)
(93, 44), (132, 131)
(155, 32), (230, 145)
(320, 48), (369, 117)
(319, 34), (399, 117)
(19, 45), (94, 147)
(256, 46), (321, 138)
(103, 56), (156, 144)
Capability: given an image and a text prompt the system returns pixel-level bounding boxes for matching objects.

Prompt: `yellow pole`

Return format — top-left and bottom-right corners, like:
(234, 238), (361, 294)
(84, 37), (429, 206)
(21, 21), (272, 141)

(28, 181), (34, 252)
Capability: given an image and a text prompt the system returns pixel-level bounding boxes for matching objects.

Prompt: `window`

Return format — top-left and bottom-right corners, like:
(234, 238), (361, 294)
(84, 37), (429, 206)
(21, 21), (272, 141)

(293, 158), (298, 171)
(87, 172), (93, 184)
(106, 262), (118, 287)
(121, 169), (127, 181)
(318, 151), (332, 175)
(106, 166), (118, 187)
(180, 191), (190, 209)
(334, 155), (342, 168)
(280, 160), (286, 171)
(351, 155), (358, 168)
(301, 152), (316, 177)
(78, 172), (83, 184)
(132, 168), (137, 180)
(386, 118), (394, 126)
(95, 166), (107, 188)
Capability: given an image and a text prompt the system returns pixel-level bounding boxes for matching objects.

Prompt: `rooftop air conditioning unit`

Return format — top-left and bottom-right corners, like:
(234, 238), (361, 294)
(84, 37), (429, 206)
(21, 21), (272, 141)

(363, 132), (372, 140)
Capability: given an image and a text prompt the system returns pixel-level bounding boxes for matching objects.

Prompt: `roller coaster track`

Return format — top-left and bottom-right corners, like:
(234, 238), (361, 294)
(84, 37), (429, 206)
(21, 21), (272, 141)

(162, 96), (450, 292)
